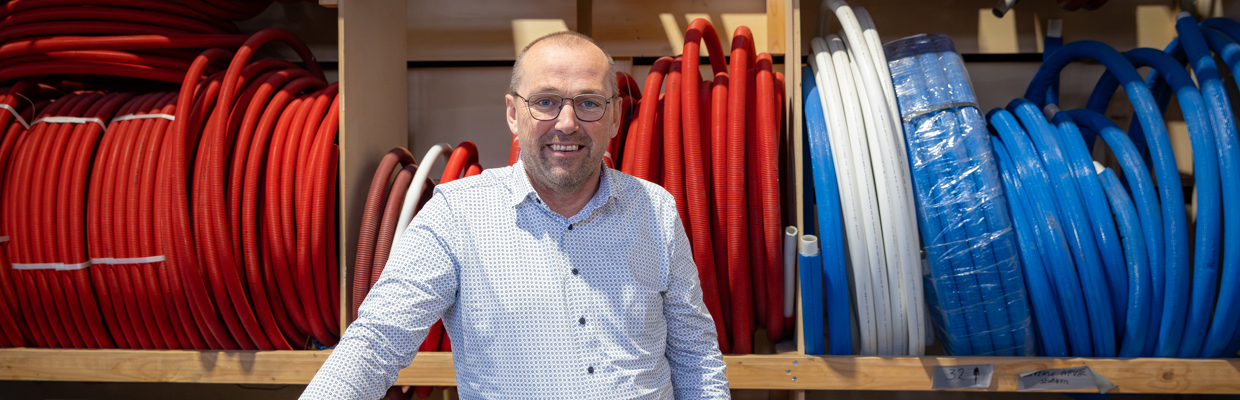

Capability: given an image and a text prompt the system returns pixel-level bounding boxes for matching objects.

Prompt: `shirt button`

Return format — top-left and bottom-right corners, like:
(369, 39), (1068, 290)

(567, 224), (573, 230)
(578, 317), (586, 325)
(571, 268), (579, 275)
(587, 366), (595, 374)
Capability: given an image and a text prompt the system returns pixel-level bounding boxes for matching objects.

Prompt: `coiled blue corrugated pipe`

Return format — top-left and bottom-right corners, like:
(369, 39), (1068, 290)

(885, 34), (1033, 356)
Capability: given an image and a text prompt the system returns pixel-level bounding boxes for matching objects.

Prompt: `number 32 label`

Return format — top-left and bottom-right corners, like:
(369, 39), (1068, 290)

(931, 364), (994, 389)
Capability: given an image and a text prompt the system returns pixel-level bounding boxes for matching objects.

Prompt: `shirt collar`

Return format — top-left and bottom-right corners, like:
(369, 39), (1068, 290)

(508, 158), (621, 216)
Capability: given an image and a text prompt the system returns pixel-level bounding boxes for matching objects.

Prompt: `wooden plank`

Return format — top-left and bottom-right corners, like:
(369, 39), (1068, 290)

(767, 0), (786, 54)
(977, 8), (1018, 54)
(3, 350), (1239, 394)
(339, 0), (409, 329)
(788, 0), (805, 358)
(576, 0), (592, 36)
(724, 355), (1240, 393)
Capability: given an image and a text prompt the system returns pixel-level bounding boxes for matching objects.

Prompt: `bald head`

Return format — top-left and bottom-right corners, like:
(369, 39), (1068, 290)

(509, 31), (617, 97)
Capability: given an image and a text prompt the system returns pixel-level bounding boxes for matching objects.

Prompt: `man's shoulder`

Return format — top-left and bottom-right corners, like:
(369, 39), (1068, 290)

(434, 165), (514, 195)
(607, 168), (675, 211)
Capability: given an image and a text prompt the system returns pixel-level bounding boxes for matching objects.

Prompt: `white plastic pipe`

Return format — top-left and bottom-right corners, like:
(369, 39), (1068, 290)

(857, 6), (925, 357)
(392, 143), (453, 253)
(825, 34), (881, 356)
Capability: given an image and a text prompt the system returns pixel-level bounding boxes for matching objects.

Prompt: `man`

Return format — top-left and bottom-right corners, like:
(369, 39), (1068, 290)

(300, 32), (729, 399)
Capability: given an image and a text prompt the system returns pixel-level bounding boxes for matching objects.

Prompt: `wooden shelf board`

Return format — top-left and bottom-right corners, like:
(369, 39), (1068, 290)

(0, 349), (1237, 393)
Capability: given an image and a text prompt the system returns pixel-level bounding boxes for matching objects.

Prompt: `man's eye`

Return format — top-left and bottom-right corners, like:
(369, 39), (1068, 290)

(534, 99), (557, 107)
(579, 101), (600, 109)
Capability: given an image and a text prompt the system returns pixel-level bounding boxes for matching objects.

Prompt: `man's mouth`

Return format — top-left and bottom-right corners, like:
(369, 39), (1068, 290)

(548, 144), (583, 152)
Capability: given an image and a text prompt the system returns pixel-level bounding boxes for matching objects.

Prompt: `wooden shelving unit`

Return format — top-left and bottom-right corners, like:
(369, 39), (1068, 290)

(3, 0), (1239, 398)
(1, 349), (1237, 394)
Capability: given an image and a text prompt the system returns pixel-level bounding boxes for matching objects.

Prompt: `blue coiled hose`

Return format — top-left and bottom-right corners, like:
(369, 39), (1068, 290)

(1007, 99), (1116, 357)
(900, 45), (995, 356)
(1066, 108), (1165, 357)
(800, 70), (827, 356)
(987, 108), (1093, 356)
(1045, 107), (1128, 334)
(1193, 18), (1240, 358)
(802, 66), (853, 355)
(886, 35), (1034, 356)
(1025, 40), (1189, 358)
(799, 233), (826, 356)
(1082, 50), (1218, 354)
(942, 49), (1033, 356)
(992, 137), (1068, 357)
(1098, 167), (1152, 358)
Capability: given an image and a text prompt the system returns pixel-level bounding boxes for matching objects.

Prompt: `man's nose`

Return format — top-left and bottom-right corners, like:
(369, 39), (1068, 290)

(554, 101), (580, 134)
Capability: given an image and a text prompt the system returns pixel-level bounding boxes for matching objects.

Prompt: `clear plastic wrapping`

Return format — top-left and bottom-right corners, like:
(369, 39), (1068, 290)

(884, 34), (1035, 356)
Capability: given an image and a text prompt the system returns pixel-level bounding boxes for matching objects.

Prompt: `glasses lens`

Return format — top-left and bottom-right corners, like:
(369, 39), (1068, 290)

(573, 95), (608, 121)
(526, 94), (563, 120)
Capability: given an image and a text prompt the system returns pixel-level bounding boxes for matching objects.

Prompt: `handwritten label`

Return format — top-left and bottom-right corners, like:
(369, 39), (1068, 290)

(931, 364), (994, 389)
(1016, 366), (1116, 393)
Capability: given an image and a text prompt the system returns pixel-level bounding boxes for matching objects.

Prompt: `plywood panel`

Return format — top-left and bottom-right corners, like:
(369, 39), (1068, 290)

(407, 0), (576, 61)
(408, 68), (514, 171)
(802, 0), (1200, 56)
(593, 0), (772, 57)
(339, 0), (410, 329)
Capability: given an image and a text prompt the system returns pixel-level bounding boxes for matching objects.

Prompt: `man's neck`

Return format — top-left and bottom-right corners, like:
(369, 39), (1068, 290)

(527, 166), (602, 218)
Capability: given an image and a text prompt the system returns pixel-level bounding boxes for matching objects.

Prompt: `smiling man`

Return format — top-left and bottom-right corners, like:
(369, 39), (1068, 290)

(300, 32), (729, 399)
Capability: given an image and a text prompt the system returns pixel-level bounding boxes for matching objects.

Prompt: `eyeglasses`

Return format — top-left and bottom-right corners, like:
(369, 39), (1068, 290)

(514, 93), (613, 122)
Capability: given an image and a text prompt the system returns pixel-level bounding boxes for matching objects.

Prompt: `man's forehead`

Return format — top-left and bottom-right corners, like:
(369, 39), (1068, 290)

(519, 43), (609, 92)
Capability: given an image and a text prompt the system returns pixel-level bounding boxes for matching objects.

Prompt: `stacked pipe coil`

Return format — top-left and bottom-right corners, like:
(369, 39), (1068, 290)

(884, 34), (1034, 357)
(800, 0), (926, 356)
(0, 0), (342, 351)
(352, 142), (483, 400)
(983, 13), (1240, 357)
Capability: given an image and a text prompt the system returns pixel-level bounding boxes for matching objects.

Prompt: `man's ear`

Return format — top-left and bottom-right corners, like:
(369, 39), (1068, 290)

(506, 94), (519, 135)
(608, 99), (622, 140)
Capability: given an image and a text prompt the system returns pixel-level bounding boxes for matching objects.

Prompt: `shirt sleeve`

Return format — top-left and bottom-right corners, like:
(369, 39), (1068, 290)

(661, 199), (731, 399)
(300, 190), (460, 400)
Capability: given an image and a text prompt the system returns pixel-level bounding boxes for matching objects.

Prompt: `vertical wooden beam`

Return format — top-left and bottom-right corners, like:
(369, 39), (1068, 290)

(577, 0), (593, 36)
(338, 0), (409, 331)
(788, 4), (804, 400)
(768, 0), (787, 54)
(788, 0), (804, 357)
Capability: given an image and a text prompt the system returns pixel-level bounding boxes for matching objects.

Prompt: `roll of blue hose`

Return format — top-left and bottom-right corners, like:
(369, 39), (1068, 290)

(802, 65), (853, 355)
(988, 108), (1093, 356)
(799, 234), (826, 355)
(1026, 39), (1188, 357)
(884, 34), (1033, 356)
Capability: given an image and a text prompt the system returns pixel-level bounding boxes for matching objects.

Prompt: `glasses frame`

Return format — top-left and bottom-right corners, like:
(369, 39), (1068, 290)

(514, 92), (615, 122)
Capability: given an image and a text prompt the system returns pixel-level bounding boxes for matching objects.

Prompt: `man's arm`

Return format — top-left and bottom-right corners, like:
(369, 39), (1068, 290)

(301, 193), (460, 400)
(663, 207), (730, 399)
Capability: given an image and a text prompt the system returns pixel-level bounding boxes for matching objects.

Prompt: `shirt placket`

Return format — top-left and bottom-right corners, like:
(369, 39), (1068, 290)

(562, 216), (606, 379)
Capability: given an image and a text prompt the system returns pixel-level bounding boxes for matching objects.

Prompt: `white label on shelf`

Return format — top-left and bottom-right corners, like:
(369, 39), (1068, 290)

(931, 364), (993, 389)
(1016, 366), (1116, 393)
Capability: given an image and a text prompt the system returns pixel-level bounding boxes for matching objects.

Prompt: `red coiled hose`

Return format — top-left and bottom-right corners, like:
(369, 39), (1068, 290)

(350, 148), (415, 319)
(746, 67), (768, 335)
(442, 141), (478, 184)
(662, 57), (687, 231)
(754, 54), (784, 341)
(161, 48), (242, 350)
(623, 57), (671, 181)
(681, 18), (729, 353)
(725, 26), (756, 354)
(709, 72), (733, 336)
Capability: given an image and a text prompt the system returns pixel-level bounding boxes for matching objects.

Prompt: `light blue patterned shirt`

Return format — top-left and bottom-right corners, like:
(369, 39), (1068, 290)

(302, 160), (729, 399)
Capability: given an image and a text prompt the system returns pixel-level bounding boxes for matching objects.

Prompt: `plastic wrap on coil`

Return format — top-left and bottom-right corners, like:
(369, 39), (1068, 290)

(884, 34), (1035, 356)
